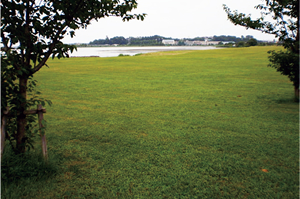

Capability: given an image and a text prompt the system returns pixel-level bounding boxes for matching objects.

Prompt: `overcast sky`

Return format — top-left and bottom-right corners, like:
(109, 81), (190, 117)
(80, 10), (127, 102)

(62, 0), (276, 44)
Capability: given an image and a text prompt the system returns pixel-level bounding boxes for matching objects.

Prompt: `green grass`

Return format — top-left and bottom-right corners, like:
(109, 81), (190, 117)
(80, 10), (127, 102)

(2, 46), (299, 198)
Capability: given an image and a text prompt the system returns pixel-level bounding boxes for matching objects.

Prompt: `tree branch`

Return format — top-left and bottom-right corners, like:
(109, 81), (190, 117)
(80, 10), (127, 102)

(31, 22), (69, 74)
(31, 42), (57, 74)
(31, 0), (86, 75)
(1, 32), (11, 53)
(25, 0), (32, 68)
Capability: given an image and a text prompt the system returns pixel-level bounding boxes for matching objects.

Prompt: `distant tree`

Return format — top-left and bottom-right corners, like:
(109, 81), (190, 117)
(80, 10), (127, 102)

(128, 35), (164, 46)
(1, 0), (145, 154)
(247, 38), (258, 46)
(105, 36), (111, 45)
(224, 0), (299, 100)
(193, 37), (205, 41)
(110, 36), (128, 45)
(245, 35), (254, 40)
(236, 41), (246, 47)
(178, 40), (185, 46)
(211, 35), (256, 43)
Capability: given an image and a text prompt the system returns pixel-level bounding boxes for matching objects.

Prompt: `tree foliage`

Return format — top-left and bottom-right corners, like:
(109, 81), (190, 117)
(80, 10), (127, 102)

(223, 0), (299, 99)
(129, 35), (164, 46)
(223, 0), (298, 50)
(247, 38), (258, 46)
(1, 0), (145, 153)
(212, 35), (254, 43)
(268, 50), (299, 88)
(90, 36), (128, 45)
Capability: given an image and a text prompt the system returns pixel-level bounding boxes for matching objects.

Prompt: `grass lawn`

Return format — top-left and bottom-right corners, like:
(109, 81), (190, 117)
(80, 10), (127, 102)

(1, 46), (299, 198)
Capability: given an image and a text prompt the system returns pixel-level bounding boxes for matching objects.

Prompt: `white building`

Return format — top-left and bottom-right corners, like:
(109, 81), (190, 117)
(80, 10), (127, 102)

(184, 41), (194, 46)
(184, 40), (221, 46)
(207, 41), (220, 45)
(162, 39), (176, 45)
(193, 41), (207, 45)
(221, 41), (235, 45)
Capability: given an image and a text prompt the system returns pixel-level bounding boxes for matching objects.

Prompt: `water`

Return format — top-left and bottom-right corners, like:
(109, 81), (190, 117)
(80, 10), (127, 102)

(70, 46), (220, 57)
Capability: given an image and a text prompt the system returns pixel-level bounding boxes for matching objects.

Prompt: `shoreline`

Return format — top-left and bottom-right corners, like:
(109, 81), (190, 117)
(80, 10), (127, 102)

(70, 46), (222, 57)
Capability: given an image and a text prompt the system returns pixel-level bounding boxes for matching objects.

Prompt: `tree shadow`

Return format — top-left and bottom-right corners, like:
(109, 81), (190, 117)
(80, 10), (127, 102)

(1, 146), (61, 186)
(256, 94), (299, 104)
(274, 97), (299, 104)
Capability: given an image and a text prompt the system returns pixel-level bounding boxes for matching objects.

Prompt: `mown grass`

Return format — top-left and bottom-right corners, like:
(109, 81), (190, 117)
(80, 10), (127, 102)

(1, 46), (299, 198)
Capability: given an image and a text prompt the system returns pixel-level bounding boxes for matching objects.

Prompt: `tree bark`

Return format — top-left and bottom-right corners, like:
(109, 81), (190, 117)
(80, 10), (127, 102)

(16, 77), (28, 153)
(295, 86), (299, 102)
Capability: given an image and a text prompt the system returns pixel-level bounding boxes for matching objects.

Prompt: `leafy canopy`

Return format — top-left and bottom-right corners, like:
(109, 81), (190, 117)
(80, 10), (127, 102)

(223, 0), (299, 92)
(2, 0), (146, 74)
(223, 0), (298, 51)
(1, 0), (145, 152)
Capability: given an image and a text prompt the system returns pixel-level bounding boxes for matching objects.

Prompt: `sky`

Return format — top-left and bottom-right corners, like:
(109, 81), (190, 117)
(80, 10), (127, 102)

(62, 0), (276, 44)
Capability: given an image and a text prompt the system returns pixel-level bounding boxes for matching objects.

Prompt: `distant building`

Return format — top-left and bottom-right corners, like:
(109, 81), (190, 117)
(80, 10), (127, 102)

(184, 40), (222, 46)
(207, 41), (220, 45)
(260, 40), (276, 43)
(162, 39), (176, 45)
(221, 41), (235, 45)
(184, 41), (194, 46)
(193, 41), (207, 45)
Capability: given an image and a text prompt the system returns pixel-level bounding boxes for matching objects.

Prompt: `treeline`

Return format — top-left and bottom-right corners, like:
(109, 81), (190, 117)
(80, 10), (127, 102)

(89, 35), (169, 46)
(89, 36), (127, 45)
(213, 35), (254, 42)
(185, 35), (254, 42)
(88, 35), (274, 46)
(129, 35), (165, 46)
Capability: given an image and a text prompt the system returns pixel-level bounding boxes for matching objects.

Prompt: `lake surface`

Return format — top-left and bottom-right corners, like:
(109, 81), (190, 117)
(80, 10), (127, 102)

(70, 46), (220, 57)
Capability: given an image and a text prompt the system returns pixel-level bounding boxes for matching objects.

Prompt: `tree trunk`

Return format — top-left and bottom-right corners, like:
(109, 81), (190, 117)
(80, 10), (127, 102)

(16, 77), (28, 153)
(295, 86), (299, 102)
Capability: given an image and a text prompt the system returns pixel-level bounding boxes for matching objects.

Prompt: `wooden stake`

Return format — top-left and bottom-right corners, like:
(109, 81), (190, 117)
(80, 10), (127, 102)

(37, 104), (48, 162)
(1, 107), (9, 159)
